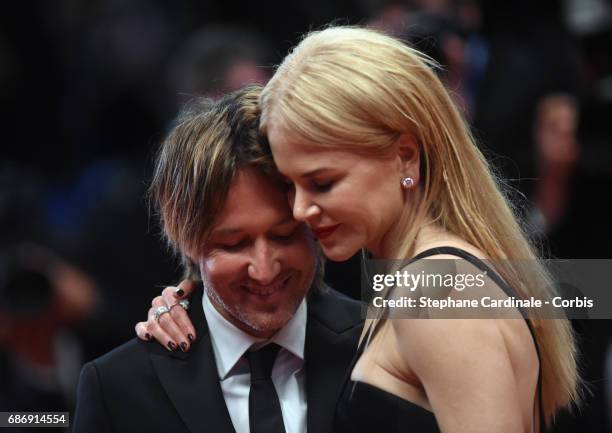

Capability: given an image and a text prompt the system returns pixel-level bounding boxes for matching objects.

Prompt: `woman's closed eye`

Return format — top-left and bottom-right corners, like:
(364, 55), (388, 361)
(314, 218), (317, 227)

(311, 179), (334, 193)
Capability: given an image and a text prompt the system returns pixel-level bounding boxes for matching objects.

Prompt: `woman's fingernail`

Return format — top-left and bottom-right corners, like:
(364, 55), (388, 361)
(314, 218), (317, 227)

(180, 342), (188, 352)
(188, 333), (195, 342)
(175, 287), (185, 297)
(167, 341), (177, 351)
(145, 333), (152, 341)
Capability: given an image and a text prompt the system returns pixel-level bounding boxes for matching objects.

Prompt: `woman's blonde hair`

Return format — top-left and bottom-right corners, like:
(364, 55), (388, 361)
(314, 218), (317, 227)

(260, 26), (579, 423)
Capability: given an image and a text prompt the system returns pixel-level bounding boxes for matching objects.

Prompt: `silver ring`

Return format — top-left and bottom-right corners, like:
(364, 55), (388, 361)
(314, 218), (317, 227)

(170, 299), (190, 311)
(154, 305), (171, 323)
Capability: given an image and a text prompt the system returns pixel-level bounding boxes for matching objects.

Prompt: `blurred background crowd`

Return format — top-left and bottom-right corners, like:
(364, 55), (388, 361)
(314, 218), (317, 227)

(1, 0), (611, 431)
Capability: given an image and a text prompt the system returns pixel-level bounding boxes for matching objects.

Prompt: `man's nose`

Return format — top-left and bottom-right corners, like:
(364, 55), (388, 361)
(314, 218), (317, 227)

(292, 187), (320, 223)
(247, 239), (282, 285)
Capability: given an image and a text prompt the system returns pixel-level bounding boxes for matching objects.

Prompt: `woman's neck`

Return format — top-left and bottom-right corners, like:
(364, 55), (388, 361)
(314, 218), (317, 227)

(413, 224), (488, 259)
(371, 221), (481, 259)
(369, 216), (436, 259)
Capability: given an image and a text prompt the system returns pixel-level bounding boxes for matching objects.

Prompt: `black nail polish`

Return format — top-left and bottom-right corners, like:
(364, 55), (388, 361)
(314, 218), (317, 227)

(180, 342), (188, 352)
(145, 333), (152, 341)
(176, 288), (185, 297)
(167, 341), (177, 351)
(188, 334), (195, 342)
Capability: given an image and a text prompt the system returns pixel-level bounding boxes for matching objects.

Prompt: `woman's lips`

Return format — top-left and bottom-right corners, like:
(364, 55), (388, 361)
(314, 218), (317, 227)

(312, 224), (340, 240)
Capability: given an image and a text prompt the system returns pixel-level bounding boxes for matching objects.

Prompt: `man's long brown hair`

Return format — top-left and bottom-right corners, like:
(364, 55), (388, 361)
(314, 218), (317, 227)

(150, 85), (324, 290)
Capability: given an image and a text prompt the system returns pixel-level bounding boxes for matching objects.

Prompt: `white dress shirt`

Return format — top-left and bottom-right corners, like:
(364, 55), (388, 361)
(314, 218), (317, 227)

(202, 293), (307, 433)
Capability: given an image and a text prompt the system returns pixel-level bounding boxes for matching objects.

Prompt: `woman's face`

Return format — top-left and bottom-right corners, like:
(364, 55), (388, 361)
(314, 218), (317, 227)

(268, 124), (417, 261)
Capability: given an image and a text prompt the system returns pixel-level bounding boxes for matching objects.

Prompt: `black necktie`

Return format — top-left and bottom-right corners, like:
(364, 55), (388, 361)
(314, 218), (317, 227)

(246, 343), (287, 433)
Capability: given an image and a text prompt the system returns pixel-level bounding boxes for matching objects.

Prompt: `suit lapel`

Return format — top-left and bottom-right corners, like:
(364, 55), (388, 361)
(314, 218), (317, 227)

(150, 287), (236, 433)
(305, 290), (362, 433)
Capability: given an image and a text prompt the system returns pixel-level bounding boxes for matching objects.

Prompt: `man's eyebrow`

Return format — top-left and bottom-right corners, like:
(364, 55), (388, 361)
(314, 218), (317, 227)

(209, 227), (243, 237)
(210, 216), (297, 237)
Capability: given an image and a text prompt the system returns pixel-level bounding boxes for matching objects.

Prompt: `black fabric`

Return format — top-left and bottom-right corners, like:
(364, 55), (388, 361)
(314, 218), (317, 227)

(335, 246), (545, 433)
(335, 324), (441, 433)
(247, 343), (286, 433)
(72, 285), (363, 433)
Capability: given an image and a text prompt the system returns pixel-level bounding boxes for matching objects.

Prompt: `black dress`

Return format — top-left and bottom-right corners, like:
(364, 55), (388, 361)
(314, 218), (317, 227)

(334, 246), (545, 433)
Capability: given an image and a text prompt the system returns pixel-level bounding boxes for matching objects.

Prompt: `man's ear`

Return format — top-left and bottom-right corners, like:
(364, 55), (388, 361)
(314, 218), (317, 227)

(396, 133), (420, 181)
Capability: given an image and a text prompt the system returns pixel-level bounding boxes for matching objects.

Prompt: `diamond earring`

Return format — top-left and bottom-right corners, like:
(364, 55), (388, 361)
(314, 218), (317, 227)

(401, 177), (414, 189)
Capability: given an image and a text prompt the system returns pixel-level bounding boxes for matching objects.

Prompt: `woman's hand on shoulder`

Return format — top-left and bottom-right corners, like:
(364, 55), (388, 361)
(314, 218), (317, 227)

(135, 280), (198, 352)
(391, 319), (525, 433)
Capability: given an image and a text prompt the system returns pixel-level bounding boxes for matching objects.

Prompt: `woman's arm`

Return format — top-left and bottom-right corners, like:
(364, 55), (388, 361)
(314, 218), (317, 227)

(135, 280), (198, 351)
(391, 318), (526, 433)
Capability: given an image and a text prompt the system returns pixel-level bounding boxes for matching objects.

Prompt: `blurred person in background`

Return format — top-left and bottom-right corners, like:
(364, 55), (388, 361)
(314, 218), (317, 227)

(0, 243), (97, 433)
(530, 94), (580, 234)
(167, 25), (274, 101)
(473, 0), (580, 193)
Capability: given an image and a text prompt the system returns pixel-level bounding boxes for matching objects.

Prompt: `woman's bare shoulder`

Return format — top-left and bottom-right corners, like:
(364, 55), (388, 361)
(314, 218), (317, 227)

(389, 318), (527, 432)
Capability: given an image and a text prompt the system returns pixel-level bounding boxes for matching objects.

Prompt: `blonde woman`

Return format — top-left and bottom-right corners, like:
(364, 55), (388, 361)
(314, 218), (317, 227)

(140, 27), (578, 432)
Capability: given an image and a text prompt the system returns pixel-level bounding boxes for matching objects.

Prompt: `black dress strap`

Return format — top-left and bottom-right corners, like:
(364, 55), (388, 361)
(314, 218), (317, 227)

(415, 247), (522, 303)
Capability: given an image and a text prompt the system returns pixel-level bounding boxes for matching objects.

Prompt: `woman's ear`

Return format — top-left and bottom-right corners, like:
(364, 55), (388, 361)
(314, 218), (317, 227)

(396, 133), (420, 181)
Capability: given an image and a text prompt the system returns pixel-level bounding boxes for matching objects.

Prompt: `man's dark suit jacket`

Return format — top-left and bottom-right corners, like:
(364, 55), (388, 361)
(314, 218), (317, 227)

(73, 286), (363, 433)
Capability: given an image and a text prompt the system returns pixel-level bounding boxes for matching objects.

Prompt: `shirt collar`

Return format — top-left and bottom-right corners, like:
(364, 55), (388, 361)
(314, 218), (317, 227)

(202, 291), (307, 380)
